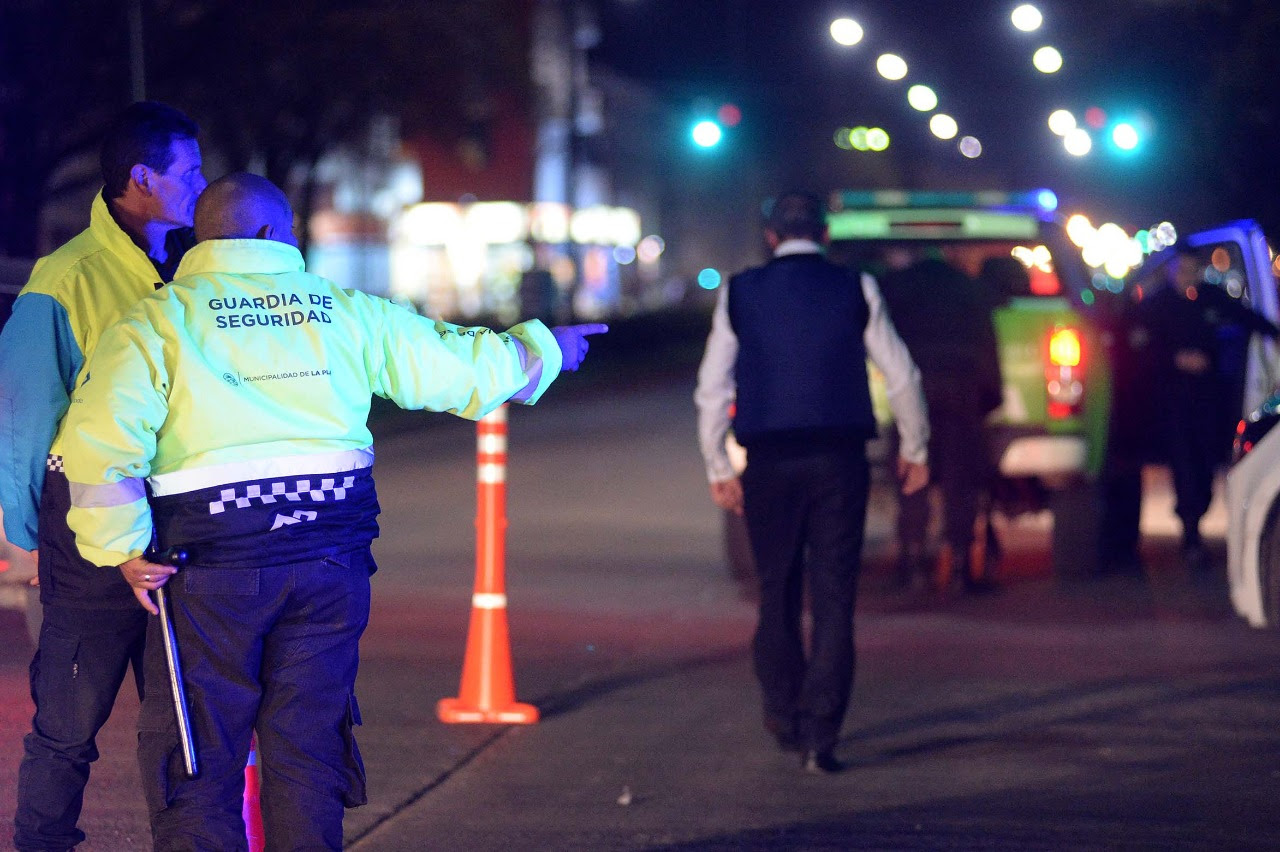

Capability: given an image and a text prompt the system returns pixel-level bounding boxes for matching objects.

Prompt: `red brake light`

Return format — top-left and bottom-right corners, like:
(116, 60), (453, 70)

(1048, 328), (1081, 368)
(1045, 326), (1084, 419)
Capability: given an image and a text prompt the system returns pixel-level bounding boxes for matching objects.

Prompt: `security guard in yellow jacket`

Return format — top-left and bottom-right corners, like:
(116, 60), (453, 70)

(1, 101), (206, 852)
(60, 173), (606, 849)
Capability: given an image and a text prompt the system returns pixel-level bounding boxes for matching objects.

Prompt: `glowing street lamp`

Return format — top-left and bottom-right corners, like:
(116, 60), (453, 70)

(1063, 127), (1092, 156)
(907, 84), (938, 112)
(1111, 122), (1140, 151)
(830, 17), (864, 46)
(1011, 4), (1043, 32)
(876, 53), (908, 81)
(1033, 46), (1063, 74)
(929, 113), (958, 140)
(1047, 109), (1076, 136)
(691, 120), (723, 148)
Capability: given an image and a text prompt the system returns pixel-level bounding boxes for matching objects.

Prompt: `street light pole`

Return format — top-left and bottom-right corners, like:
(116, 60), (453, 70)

(128, 0), (146, 101)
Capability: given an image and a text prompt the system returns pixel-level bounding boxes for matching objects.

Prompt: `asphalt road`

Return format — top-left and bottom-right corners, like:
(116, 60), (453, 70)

(2, 361), (1279, 850)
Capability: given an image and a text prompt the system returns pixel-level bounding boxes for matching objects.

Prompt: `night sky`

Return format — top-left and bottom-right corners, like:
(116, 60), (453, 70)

(591, 0), (1261, 232)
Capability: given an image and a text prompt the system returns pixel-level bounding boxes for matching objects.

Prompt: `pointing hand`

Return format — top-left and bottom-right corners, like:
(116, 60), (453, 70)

(552, 323), (609, 372)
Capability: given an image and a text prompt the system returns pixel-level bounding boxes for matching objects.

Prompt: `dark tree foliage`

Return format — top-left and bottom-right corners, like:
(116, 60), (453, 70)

(0, 0), (530, 257)
(0, 2), (132, 255)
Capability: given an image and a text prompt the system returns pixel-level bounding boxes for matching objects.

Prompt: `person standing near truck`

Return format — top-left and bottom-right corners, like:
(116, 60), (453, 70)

(880, 252), (1002, 592)
(1129, 242), (1279, 570)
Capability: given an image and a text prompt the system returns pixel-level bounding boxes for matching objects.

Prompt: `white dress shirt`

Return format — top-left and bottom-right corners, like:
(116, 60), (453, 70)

(694, 239), (929, 483)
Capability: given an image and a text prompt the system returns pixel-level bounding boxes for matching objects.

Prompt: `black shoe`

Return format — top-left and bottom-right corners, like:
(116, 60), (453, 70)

(801, 749), (844, 774)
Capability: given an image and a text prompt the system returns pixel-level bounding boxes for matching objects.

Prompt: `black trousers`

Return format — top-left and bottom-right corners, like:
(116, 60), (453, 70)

(1163, 387), (1221, 540)
(140, 548), (372, 851)
(14, 604), (147, 851)
(898, 381), (987, 554)
(741, 445), (868, 752)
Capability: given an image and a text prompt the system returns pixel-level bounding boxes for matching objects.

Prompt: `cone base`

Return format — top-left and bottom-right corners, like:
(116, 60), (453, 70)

(437, 697), (540, 724)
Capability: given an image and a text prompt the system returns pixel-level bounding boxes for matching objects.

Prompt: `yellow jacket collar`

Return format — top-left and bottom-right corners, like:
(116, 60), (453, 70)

(89, 190), (161, 279)
(174, 239), (306, 280)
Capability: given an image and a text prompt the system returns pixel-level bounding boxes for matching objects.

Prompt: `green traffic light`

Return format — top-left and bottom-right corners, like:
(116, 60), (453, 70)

(692, 120), (723, 148)
(1111, 122), (1141, 151)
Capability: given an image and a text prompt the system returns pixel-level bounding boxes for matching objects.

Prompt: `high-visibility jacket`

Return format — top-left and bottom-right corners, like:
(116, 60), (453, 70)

(0, 192), (187, 553)
(63, 238), (562, 569)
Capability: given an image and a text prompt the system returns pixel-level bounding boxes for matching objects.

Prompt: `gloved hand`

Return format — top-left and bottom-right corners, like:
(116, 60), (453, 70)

(552, 323), (609, 371)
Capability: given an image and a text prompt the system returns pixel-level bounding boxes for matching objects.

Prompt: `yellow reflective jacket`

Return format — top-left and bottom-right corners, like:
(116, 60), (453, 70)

(0, 191), (181, 552)
(63, 238), (562, 568)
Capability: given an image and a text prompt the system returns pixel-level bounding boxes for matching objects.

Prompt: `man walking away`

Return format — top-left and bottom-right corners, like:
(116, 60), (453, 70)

(695, 192), (929, 773)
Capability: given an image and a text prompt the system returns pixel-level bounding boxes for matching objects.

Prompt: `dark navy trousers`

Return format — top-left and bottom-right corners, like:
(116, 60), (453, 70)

(15, 604), (147, 851)
(741, 445), (869, 752)
(140, 548), (372, 851)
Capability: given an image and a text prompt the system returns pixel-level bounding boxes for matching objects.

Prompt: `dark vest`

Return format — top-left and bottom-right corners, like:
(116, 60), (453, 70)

(728, 252), (874, 448)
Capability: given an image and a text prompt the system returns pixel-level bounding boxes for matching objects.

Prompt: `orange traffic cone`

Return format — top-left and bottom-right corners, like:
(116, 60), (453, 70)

(438, 405), (539, 724)
(243, 733), (265, 852)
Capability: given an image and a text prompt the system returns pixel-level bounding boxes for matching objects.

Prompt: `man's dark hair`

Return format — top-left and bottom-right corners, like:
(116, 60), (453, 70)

(766, 192), (827, 242)
(100, 102), (199, 200)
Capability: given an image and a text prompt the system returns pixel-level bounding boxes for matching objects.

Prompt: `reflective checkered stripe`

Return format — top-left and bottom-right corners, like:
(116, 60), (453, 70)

(208, 475), (357, 515)
(149, 465), (380, 569)
(46, 454), (64, 473)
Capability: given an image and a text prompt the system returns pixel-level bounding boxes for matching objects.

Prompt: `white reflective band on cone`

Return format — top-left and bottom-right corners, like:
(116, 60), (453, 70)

(477, 433), (507, 454)
(481, 406), (508, 424)
(478, 463), (506, 483)
(472, 593), (508, 609)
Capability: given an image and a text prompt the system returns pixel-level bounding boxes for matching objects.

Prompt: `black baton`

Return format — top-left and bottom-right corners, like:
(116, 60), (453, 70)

(151, 547), (198, 778)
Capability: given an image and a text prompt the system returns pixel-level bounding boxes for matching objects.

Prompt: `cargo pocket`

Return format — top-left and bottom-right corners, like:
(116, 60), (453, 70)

(341, 691), (368, 808)
(30, 625), (79, 743)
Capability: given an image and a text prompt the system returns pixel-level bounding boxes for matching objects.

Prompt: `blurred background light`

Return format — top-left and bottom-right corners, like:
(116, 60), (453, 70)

(1048, 109), (1076, 136)
(1063, 127), (1092, 156)
(830, 17), (864, 47)
(1033, 46), (1063, 73)
(1066, 213), (1094, 247)
(1084, 106), (1107, 129)
(929, 113), (958, 139)
(717, 103), (742, 127)
(865, 127), (891, 151)
(1152, 221), (1178, 248)
(691, 119), (723, 147)
(907, 84), (938, 111)
(636, 235), (665, 264)
(697, 268), (722, 289)
(959, 136), (982, 158)
(876, 53), (909, 81)
(1011, 4), (1043, 32)
(1111, 121), (1140, 150)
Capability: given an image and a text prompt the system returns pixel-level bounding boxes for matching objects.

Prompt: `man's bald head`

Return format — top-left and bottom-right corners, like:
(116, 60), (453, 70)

(194, 172), (297, 247)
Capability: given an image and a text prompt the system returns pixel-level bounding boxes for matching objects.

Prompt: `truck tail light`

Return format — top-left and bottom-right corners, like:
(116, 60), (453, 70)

(1045, 327), (1083, 419)
(1048, 329), (1081, 367)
